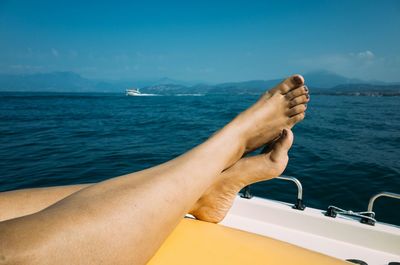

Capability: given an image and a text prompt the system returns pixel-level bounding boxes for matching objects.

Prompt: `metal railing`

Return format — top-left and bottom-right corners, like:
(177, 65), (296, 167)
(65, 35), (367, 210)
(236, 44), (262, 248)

(325, 206), (377, 225)
(326, 192), (400, 226)
(367, 192), (400, 213)
(276, 176), (305, 210)
(240, 175), (305, 210)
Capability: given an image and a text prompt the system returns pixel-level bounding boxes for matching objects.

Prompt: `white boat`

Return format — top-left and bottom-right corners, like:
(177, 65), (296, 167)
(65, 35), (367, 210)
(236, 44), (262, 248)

(126, 88), (159, 96)
(149, 175), (399, 265)
(219, 177), (400, 265)
(126, 88), (141, 96)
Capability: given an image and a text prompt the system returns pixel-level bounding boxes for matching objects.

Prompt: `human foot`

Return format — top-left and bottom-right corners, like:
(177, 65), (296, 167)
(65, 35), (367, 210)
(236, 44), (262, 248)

(190, 128), (294, 223)
(230, 75), (308, 153)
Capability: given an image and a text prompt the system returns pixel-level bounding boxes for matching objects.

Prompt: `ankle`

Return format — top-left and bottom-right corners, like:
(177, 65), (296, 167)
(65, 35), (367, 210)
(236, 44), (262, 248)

(219, 125), (247, 167)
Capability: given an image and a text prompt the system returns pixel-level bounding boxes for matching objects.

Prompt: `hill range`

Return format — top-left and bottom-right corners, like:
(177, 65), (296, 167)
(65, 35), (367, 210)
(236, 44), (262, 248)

(0, 70), (399, 96)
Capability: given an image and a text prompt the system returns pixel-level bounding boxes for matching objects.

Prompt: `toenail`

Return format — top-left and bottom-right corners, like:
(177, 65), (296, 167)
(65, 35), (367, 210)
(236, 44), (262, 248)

(304, 85), (308, 92)
(306, 94), (309, 99)
(293, 75), (303, 84)
(282, 129), (287, 137)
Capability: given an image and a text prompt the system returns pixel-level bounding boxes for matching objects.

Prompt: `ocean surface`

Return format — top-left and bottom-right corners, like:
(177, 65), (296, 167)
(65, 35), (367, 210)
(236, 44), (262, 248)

(0, 92), (399, 225)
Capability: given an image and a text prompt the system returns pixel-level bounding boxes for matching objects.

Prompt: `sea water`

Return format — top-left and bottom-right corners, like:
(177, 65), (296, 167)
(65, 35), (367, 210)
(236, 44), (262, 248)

(0, 93), (399, 225)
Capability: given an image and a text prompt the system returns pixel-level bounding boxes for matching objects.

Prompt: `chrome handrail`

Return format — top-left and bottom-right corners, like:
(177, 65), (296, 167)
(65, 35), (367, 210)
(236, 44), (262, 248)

(240, 175), (305, 210)
(276, 175), (303, 201)
(276, 175), (305, 210)
(367, 192), (400, 212)
(326, 191), (400, 226)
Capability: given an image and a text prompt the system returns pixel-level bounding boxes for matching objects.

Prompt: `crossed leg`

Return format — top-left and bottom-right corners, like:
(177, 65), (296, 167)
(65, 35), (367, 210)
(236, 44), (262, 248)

(0, 75), (308, 265)
(0, 184), (91, 222)
(0, 129), (294, 223)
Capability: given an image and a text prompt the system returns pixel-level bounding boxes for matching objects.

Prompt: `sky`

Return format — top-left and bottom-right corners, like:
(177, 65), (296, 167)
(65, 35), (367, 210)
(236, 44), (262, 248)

(0, 0), (399, 83)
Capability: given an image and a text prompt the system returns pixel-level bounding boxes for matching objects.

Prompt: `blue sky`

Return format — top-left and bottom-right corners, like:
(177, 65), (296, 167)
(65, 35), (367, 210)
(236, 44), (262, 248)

(0, 0), (399, 82)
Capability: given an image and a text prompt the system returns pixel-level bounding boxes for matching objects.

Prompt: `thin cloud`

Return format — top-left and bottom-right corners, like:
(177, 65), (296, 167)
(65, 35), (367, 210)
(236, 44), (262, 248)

(293, 50), (395, 81)
(350, 50), (375, 60)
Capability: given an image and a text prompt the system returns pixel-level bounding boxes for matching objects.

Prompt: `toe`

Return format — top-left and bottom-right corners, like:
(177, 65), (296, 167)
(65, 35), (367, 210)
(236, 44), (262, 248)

(292, 75), (305, 86)
(270, 129), (294, 162)
(276, 74), (305, 94)
(288, 112), (305, 125)
(284, 85), (308, 99)
(288, 94), (310, 108)
(287, 104), (307, 117)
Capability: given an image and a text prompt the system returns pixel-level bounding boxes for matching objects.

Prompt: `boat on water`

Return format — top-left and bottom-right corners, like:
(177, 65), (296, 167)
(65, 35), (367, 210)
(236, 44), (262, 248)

(126, 88), (142, 96)
(126, 88), (158, 96)
(149, 176), (400, 265)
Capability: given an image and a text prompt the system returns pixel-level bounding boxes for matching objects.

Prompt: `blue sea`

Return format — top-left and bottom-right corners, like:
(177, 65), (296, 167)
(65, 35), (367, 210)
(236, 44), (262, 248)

(0, 92), (399, 225)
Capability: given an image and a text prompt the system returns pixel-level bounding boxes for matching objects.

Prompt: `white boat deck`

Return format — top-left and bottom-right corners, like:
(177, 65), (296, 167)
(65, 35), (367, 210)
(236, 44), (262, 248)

(221, 196), (400, 265)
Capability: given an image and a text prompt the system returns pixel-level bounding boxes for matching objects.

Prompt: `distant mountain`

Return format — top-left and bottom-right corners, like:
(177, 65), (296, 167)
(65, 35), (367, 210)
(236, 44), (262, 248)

(140, 80), (278, 95)
(150, 77), (197, 87)
(303, 70), (364, 88)
(0, 72), (130, 93)
(142, 78), (400, 96)
(211, 79), (280, 94)
(0, 72), (88, 92)
(141, 84), (190, 94)
(0, 72), (201, 93)
(304, 70), (399, 89)
(142, 71), (400, 95)
(319, 83), (400, 96)
(0, 71), (399, 95)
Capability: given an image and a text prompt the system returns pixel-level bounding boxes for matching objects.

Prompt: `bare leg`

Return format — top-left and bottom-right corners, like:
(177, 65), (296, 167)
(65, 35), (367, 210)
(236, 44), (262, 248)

(190, 128), (294, 223)
(0, 76), (308, 265)
(0, 129), (294, 222)
(0, 185), (90, 222)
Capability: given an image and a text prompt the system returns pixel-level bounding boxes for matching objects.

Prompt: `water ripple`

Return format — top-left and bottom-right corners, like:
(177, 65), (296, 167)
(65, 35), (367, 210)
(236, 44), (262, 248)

(0, 93), (399, 224)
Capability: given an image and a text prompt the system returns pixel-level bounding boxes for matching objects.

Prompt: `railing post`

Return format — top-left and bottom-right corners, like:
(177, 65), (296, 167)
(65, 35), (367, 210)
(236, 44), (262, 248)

(239, 176), (305, 210)
(276, 176), (305, 210)
(368, 192), (400, 212)
(240, 185), (253, 199)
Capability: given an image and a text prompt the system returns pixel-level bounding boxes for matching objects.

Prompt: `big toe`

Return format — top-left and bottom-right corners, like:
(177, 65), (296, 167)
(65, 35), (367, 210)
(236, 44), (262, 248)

(270, 129), (294, 162)
(274, 74), (305, 94)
